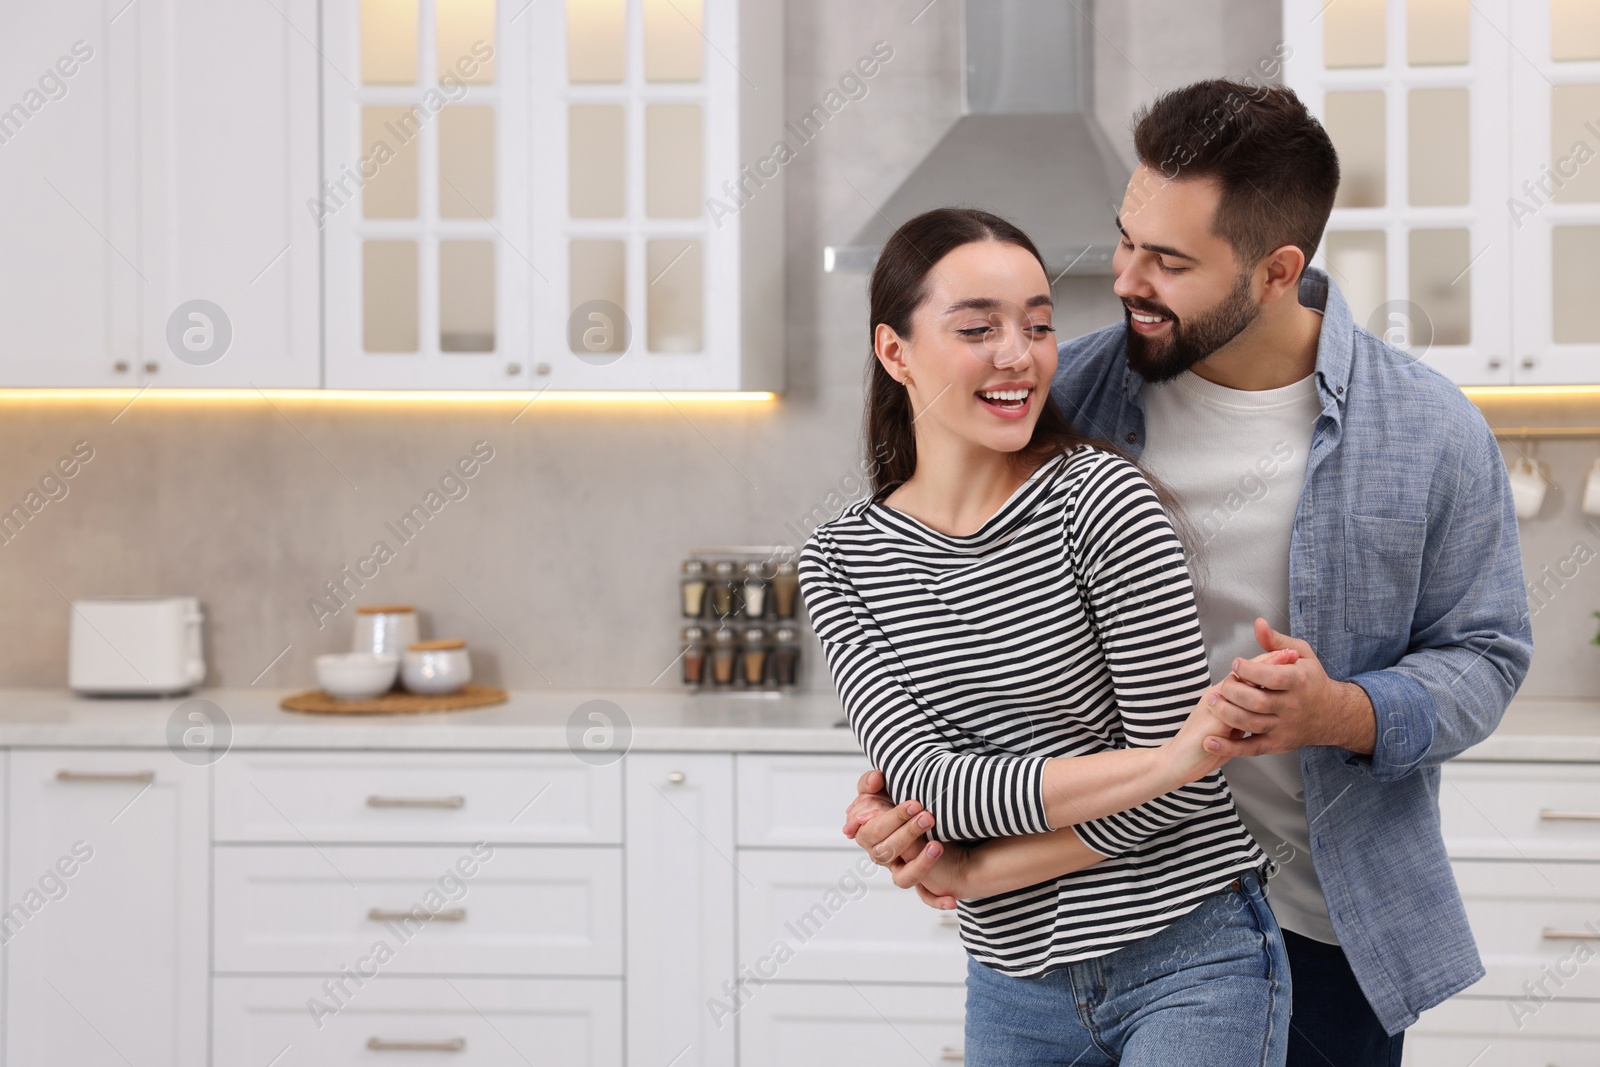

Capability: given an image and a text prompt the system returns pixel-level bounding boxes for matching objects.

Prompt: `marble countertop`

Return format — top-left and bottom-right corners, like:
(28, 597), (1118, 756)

(0, 689), (1592, 761)
(0, 687), (864, 753)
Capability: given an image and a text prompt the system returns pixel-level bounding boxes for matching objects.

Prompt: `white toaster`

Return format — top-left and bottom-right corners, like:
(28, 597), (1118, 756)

(68, 597), (206, 695)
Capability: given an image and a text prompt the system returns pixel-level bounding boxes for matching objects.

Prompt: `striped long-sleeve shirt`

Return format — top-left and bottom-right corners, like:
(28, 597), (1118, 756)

(798, 444), (1267, 974)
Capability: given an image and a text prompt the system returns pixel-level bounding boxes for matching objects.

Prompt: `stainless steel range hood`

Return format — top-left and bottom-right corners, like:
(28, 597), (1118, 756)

(824, 0), (1130, 276)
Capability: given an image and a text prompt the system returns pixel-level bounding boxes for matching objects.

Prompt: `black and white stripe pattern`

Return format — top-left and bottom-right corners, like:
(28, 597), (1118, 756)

(799, 445), (1266, 974)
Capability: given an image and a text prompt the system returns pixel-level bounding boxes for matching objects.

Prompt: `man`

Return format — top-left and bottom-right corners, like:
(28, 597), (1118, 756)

(843, 79), (1531, 1066)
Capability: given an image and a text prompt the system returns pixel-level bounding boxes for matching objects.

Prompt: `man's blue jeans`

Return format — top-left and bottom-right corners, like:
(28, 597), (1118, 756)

(964, 869), (1289, 1066)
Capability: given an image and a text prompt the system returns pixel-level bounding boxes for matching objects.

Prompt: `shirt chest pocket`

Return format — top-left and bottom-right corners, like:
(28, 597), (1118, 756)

(1342, 514), (1427, 638)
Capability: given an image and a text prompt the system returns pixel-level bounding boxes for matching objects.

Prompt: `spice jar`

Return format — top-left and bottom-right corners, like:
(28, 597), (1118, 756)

(741, 626), (769, 685)
(741, 561), (769, 619)
(710, 628), (739, 685)
(774, 627), (800, 686)
(682, 625), (707, 686)
(710, 560), (738, 618)
(772, 561), (799, 618)
(681, 560), (709, 618)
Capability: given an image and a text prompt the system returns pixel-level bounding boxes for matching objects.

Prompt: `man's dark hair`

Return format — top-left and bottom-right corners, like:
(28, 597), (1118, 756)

(1130, 80), (1340, 270)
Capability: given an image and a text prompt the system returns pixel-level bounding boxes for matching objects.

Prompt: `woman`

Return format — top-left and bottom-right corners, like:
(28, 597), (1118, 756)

(796, 207), (1292, 1065)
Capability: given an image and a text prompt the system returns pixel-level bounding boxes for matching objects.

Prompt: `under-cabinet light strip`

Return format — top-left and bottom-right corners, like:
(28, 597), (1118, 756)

(0, 389), (779, 404)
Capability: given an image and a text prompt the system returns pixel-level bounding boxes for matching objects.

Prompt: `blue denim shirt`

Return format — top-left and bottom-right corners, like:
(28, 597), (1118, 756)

(1051, 267), (1532, 1035)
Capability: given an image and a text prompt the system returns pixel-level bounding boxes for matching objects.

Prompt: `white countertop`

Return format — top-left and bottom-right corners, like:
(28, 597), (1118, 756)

(0, 687), (863, 753)
(0, 689), (1592, 761)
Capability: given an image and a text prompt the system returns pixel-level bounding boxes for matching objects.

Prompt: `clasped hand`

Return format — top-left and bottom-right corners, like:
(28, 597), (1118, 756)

(842, 641), (1303, 909)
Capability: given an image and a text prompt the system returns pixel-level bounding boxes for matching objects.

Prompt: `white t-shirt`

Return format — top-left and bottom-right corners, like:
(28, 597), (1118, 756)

(1140, 367), (1339, 944)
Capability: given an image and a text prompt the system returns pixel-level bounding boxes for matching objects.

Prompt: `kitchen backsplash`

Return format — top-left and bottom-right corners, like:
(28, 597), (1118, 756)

(1, 0), (1593, 700)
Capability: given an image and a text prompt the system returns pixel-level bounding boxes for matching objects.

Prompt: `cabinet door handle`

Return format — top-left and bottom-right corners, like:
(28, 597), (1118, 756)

(366, 795), (465, 808)
(938, 911), (959, 927)
(56, 770), (155, 784)
(938, 1047), (964, 1061)
(368, 907), (466, 923)
(667, 771), (687, 784)
(1542, 928), (1600, 941)
(1538, 809), (1600, 822)
(366, 1037), (466, 1052)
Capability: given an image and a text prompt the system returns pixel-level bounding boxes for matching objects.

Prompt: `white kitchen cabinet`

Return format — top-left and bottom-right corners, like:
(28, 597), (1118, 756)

(736, 753), (871, 848)
(738, 849), (967, 985)
(1285, 0), (1600, 386)
(321, 0), (785, 392)
(1403, 761), (1600, 1064)
(0, 3), (142, 386)
(215, 975), (623, 1066)
(739, 983), (967, 1067)
(1507, 3), (1600, 384)
(0, 0), (319, 389)
(137, 0), (322, 387)
(3, 749), (208, 1067)
(213, 844), (624, 976)
(624, 753), (736, 1067)
(213, 750), (622, 844)
(1285, 0), (1514, 385)
(1404, 997), (1600, 1067)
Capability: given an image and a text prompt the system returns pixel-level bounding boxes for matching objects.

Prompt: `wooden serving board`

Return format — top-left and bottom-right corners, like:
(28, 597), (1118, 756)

(280, 685), (509, 715)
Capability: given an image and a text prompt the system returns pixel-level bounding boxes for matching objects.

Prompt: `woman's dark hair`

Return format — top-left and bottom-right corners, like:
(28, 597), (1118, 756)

(864, 207), (1101, 498)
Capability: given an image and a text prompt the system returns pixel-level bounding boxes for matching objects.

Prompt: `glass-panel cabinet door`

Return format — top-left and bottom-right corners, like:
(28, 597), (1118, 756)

(1285, 0), (1513, 385)
(323, 0), (531, 389)
(528, 0), (740, 390)
(1509, 1), (1600, 383)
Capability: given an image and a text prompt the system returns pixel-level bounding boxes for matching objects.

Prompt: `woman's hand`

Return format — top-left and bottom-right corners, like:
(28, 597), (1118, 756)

(1160, 648), (1299, 785)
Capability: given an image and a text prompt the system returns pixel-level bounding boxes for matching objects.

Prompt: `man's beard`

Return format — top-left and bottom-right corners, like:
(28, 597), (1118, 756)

(1124, 270), (1261, 384)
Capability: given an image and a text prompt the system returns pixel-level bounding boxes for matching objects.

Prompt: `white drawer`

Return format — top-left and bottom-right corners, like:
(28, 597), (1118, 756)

(214, 845), (622, 976)
(214, 752), (622, 844)
(1449, 860), (1600, 999)
(215, 976), (622, 1066)
(1441, 763), (1600, 861)
(737, 850), (967, 984)
(739, 982), (966, 1067)
(737, 754), (871, 848)
(1403, 996), (1600, 1067)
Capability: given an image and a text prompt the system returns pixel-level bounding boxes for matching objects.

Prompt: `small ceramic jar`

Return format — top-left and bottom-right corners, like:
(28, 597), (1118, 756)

(402, 638), (472, 695)
(354, 604), (419, 658)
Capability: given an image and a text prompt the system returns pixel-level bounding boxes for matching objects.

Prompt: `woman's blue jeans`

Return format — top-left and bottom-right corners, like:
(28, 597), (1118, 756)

(964, 869), (1290, 1066)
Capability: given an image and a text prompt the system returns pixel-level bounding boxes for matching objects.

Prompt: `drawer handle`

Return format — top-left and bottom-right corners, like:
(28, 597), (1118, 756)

(368, 907), (466, 923)
(366, 795), (466, 809)
(367, 1037), (466, 1052)
(667, 771), (687, 784)
(56, 770), (155, 784)
(1539, 809), (1600, 822)
(938, 911), (960, 927)
(939, 1048), (964, 1062)
(1542, 928), (1600, 941)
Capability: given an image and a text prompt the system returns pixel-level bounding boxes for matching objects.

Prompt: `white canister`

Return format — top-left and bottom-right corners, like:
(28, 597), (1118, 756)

(402, 639), (472, 695)
(354, 605), (419, 658)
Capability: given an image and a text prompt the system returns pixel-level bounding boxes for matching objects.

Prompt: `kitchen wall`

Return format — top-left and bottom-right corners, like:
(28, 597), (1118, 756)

(2, 0), (1595, 701)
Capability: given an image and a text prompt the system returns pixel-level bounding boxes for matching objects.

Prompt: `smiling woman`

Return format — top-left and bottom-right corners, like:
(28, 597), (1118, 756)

(797, 207), (1292, 1066)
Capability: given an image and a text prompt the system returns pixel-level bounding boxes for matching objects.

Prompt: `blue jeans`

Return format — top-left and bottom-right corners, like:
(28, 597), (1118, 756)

(964, 869), (1289, 1066)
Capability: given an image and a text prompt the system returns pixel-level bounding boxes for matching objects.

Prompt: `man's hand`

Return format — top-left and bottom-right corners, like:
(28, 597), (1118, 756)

(1208, 618), (1377, 757)
(845, 769), (930, 864)
(843, 769), (961, 909)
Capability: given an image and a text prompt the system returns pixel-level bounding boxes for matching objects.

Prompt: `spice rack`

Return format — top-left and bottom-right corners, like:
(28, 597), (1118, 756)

(679, 545), (805, 691)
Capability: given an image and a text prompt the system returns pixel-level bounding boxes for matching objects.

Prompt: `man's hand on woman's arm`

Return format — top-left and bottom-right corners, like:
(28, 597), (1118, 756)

(843, 647), (1298, 907)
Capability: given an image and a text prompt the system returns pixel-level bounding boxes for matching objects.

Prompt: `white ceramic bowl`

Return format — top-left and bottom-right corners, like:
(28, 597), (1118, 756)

(401, 642), (472, 695)
(315, 652), (399, 700)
